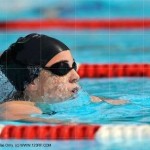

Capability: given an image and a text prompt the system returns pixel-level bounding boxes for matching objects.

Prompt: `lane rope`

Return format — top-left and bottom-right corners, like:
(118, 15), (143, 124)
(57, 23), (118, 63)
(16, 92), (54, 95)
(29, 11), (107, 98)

(0, 125), (100, 140)
(78, 64), (150, 78)
(0, 125), (150, 140)
(95, 125), (150, 142)
(1, 19), (150, 30)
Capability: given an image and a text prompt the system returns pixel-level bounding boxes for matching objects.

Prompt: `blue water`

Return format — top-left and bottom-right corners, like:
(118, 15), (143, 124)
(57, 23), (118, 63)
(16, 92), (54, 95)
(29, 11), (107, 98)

(0, 78), (150, 125)
(30, 78), (150, 125)
(0, 1), (150, 150)
(1, 0), (150, 20)
(1, 30), (150, 63)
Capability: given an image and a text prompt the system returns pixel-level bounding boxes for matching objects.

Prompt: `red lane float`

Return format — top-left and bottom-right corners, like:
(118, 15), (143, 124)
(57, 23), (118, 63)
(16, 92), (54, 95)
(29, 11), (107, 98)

(78, 64), (150, 78)
(0, 125), (100, 140)
(1, 125), (150, 140)
(1, 19), (150, 30)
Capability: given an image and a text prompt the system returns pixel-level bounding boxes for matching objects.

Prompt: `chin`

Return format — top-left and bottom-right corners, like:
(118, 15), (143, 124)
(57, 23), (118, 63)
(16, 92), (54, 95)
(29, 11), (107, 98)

(50, 90), (79, 103)
(68, 92), (78, 100)
(57, 94), (75, 102)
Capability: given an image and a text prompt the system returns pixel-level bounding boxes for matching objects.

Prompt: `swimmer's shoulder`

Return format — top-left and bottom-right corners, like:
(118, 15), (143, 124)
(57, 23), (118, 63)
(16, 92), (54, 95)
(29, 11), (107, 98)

(8, 100), (35, 105)
(0, 100), (35, 107)
(0, 98), (34, 105)
(0, 100), (42, 121)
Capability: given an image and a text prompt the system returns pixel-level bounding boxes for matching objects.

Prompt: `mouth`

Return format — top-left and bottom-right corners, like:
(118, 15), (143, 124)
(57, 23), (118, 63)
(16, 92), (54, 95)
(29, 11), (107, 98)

(72, 87), (79, 94)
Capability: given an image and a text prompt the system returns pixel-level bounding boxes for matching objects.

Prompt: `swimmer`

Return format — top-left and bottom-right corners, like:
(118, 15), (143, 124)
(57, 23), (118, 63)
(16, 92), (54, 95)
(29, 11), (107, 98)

(0, 33), (127, 123)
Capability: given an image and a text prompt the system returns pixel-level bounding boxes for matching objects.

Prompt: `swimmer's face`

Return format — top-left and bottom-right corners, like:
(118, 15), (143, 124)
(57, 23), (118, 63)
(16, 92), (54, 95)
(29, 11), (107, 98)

(27, 50), (80, 103)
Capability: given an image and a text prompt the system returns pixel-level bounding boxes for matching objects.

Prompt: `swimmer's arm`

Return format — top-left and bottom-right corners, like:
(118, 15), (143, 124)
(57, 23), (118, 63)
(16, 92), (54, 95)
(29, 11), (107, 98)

(0, 101), (68, 124)
(19, 117), (67, 124)
(90, 96), (128, 105)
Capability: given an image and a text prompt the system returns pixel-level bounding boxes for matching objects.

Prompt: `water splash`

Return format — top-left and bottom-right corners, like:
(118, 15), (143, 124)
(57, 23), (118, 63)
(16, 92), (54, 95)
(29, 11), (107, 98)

(36, 88), (91, 113)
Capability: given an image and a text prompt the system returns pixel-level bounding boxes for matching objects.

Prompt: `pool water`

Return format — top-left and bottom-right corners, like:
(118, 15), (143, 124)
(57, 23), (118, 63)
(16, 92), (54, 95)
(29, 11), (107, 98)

(0, 0), (150, 150)
(1, 30), (150, 63)
(0, 7), (150, 126)
(1, 0), (150, 20)
(31, 78), (150, 125)
(0, 78), (150, 125)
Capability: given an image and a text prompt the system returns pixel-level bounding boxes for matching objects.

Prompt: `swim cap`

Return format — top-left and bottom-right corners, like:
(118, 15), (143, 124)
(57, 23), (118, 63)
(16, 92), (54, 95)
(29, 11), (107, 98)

(0, 33), (69, 91)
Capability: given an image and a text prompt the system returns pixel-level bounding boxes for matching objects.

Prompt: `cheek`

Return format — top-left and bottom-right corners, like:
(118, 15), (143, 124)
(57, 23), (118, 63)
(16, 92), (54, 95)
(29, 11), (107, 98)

(45, 76), (69, 92)
(43, 76), (72, 100)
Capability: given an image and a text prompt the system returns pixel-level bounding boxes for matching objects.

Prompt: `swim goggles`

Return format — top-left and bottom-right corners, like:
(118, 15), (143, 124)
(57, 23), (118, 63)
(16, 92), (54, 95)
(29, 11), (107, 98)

(43, 61), (77, 76)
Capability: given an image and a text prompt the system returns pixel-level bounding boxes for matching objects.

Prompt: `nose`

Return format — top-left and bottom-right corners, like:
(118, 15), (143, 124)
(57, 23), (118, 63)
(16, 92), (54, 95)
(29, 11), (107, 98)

(69, 69), (80, 83)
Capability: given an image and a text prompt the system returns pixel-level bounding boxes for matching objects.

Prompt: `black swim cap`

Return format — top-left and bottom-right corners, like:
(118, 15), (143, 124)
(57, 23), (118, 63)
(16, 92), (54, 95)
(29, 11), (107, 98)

(0, 33), (69, 91)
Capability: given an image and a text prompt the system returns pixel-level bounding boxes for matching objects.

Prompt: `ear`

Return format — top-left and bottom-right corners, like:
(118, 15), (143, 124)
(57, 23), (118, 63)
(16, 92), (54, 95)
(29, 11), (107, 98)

(26, 79), (39, 91)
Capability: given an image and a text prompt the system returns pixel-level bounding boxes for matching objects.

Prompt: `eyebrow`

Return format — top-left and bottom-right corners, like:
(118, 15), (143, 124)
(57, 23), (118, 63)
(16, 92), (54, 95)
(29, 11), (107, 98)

(54, 60), (69, 63)
(55, 59), (75, 64)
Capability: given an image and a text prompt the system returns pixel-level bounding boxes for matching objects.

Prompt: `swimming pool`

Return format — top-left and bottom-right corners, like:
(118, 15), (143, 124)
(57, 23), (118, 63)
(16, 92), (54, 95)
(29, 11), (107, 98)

(0, 37), (150, 149)
(0, 0), (150, 149)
